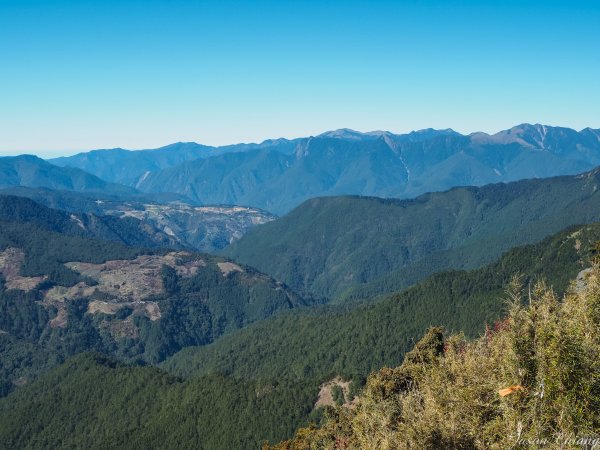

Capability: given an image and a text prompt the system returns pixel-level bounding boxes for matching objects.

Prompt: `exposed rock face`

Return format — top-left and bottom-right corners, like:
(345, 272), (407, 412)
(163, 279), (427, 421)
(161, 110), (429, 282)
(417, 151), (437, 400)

(87, 300), (161, 321)
(65, 252), (205, 301)
(42, 282), (95, 328)
(102, 203), (276, 252)
(314, 377), (354, 409)
(0, 247), (46, 291)
(40, 252), (206, 328)
(217, 261), (244, 277)
(575, 267), (593, 294)
(44, 282), (97, 302)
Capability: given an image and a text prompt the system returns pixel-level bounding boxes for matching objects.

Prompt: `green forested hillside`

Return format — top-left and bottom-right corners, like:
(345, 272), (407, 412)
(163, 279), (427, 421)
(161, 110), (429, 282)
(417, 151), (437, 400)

(167, 223), (600, 383)
(0, 353), (317, 450)
(268, 268), (600, 450)
(224, 168), (600, 299)
(0, 194), (183, 249)
(0, 199), (308, 396)
(2, 222), (598, 450)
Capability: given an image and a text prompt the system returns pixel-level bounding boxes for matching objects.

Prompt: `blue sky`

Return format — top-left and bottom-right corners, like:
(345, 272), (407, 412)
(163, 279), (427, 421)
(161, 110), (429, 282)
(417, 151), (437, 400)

(1, 0), (599, 156)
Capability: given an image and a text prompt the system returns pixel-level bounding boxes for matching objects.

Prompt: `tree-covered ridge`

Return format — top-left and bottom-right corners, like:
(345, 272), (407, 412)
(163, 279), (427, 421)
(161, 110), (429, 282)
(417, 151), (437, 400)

(266, 268), (600, 449)
(0, 199), (308, 395)
(224, 167), (600, 299)
(1, 224), (598, 449)
(0, 353), (318, 450)
(0, 194), (183, 249)
(165, 222), (600, 384)
(0, 187), (277, 253)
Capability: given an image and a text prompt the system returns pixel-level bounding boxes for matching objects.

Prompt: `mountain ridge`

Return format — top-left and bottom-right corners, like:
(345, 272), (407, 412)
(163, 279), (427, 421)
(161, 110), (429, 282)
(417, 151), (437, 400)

(106, 124), (600, 213)
(0, 195), (309, 393)
(0, 155), (139, 196)
(38, 123), (600, 214)
(0, 187), (276, 253)
(223, 166), (600, 299)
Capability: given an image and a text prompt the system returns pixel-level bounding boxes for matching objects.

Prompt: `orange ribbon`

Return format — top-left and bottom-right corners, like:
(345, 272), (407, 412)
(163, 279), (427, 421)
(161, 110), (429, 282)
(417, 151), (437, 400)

(499, 385), (525, 397)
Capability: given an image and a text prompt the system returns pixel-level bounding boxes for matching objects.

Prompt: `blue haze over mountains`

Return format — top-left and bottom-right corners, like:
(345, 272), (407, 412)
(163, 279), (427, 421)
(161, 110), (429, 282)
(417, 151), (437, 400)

(2, 123), (600, 449)
(45, 124), (600, 214)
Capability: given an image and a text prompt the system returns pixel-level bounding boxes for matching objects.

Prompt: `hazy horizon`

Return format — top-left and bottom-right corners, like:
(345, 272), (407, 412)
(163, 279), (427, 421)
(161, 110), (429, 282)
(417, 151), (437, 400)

(1, 0), (599, 155)
(0, 122), (598, 159)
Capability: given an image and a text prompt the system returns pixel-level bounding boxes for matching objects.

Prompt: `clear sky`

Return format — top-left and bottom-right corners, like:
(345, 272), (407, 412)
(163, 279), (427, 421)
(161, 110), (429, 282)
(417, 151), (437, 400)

(1, 0), (599, 157)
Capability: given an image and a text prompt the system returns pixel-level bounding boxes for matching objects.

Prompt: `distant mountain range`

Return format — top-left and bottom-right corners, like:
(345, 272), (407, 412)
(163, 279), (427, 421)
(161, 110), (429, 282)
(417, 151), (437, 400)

(50, 139), (298, 186)
(48, 124), (600, 214)
(3, 124), (600, 449)
(0, 154), (190, 204)
(0, 155), (138, 196)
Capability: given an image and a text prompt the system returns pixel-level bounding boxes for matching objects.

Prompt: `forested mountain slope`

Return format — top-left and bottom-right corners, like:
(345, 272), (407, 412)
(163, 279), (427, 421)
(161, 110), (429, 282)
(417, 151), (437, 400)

(2, 221), (598, 449)
(0, 353), (316, 450)
(0, 200), (306, 396)
(225, 167), (600, 299)
(0, 194), (182, 249)
(167, 222), (600, 384)
(1, 187), (276, 252)
(268, 267), (600, 449)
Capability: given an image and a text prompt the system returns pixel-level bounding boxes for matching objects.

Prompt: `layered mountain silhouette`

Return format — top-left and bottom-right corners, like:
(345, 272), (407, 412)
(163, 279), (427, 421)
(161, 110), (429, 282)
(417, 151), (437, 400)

(50, 140), (299, 186)
(0, 187), (276, 253)
(49, 124), (600, 214)
(0, 155), (192, 204)
(2, 125), (600, 450)
(0, 155), (139, 196)
(224, 166), (600, 299)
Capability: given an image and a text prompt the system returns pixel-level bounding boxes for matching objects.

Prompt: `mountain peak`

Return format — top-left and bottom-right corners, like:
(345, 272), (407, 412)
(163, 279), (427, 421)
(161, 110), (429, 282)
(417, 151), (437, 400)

(510, 122), (550, 134)
(471, 123), (563, 148)
(413, 127), (457, 134)
(2, 154), (45, 162)
(406, 128), (460, 141)
(319, 128), (368, 140)
(160, 141), (201, 147)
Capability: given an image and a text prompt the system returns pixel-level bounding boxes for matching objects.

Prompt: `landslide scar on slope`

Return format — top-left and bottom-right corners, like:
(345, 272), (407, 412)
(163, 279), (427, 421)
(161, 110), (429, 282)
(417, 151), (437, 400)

(314, 377), (357, 409)
(65, 252), (205, 302)
(217, 261), (244, 277)
(0, 247), (47, 291)
(43, 252), (205, 328)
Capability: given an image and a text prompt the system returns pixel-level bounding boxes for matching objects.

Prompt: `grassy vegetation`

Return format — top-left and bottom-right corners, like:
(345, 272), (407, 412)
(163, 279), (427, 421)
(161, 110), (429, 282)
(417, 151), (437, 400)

(266, 268), (600, 449)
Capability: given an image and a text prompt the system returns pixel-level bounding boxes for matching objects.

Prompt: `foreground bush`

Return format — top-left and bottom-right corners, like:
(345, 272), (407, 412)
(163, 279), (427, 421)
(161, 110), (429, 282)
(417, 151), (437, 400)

(267, 268), (600, 449)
